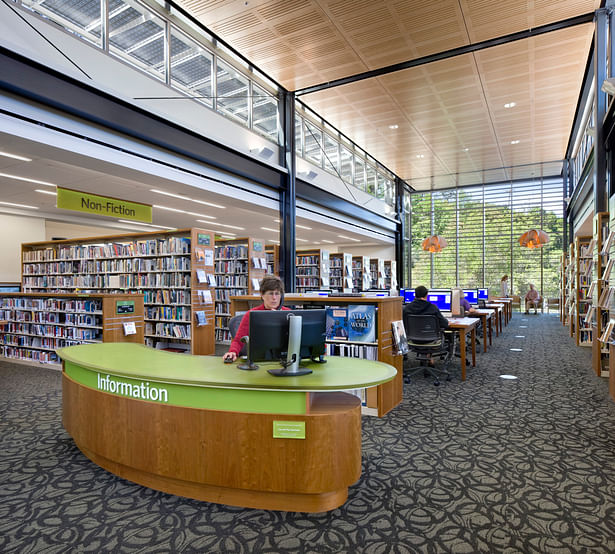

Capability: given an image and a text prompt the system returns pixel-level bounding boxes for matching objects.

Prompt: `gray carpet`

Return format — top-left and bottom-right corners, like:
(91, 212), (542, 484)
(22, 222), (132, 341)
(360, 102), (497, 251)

(3, 313), (615, 553)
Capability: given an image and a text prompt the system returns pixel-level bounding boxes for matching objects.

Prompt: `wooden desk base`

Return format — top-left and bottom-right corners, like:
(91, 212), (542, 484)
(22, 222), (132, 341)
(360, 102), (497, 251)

(63, 374), (362, 512)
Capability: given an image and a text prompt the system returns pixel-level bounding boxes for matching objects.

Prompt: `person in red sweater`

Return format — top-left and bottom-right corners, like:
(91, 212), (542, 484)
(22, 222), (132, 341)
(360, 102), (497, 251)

(222, 275), (290, 362)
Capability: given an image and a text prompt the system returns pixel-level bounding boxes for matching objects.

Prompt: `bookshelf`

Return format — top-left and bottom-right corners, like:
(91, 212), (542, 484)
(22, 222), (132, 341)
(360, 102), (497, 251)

(352, 255), (371, 292)
(0, 292), (143, 366)
(384, 260), (397, 291)
(369, 258), (384, 289)
(214, 237), (267, 343)
(265, 244), (279, 275)
(329, 252), (353, 292)
(566, 243), (575, 337)
(229, 294), (403, 417)
(593, 212), (612, 376)
(296, 249), (331, 292)
(575, 235), (593, 347)
(21, 228), (216, 355)
(559, 252), (568, 325)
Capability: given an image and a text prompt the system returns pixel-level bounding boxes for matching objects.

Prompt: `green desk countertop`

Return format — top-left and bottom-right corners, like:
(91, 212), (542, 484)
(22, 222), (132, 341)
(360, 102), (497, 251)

(58, 343), (396, 392)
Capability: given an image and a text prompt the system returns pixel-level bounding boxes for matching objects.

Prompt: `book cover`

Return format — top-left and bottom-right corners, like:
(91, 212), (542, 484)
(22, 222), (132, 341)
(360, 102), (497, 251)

(347, 304), (376, 342)
(391, 319), (409, 355)
(326, 307), (348, 339)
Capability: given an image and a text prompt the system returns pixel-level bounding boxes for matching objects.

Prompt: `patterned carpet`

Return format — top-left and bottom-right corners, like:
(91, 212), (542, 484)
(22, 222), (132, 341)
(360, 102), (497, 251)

(3, 313), (615, 553)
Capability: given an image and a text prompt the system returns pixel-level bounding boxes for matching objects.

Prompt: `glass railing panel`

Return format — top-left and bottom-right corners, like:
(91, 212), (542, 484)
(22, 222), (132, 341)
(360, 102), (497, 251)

(216, 58), (249, 124)
(354, 156), (366, 191)
(340, 145), (353, 183)
(304, 120), (323, 167)
(324, 133), (339, 174)
(170, 27), (213, 108)
(252, 83), (278, 140)
(366, 165), (377, 195)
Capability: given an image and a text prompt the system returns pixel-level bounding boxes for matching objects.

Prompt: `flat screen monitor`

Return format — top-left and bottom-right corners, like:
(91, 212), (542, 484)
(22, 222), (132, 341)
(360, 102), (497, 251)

(427, 290), (452, 311)
(242, 309), (327, 375)
(463, 289), (478, 305)
(478, 288), (489, 300)
(403, 290), (415, 303)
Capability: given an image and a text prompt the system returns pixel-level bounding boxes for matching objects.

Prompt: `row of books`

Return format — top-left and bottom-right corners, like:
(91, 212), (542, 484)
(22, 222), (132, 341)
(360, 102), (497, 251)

(216, 275), (248, 288)
(22, 256), (192, 274)
(0, 346), (60, 364)
(0, 298), (101, 312)
(144, 322), (191, 339)
(215, 328), (232, 343)
(145, 306), (190, 321)
(23, 273), (191, 289)
(215, 288), (247, 302)
(2, 323), (101, 340)
(1, 335), (91, 349)
(324, 342), (378, 360)
(143, 289), (191, 305)
(215, 260), (248, 273)
(216, 245), (249, 259)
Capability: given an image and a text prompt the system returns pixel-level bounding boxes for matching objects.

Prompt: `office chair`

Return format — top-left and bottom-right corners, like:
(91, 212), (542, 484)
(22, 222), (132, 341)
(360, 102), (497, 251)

(477, 299), (487, 308)
(403, 314), (454, 386)
(228, 312), (247, 356)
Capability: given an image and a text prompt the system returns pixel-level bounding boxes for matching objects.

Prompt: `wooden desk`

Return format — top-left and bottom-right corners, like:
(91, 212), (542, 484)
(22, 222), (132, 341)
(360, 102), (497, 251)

(447, 317), (478, 381)
(492, 298), (512, 324)
(485, 303), (504, 334)
(467, 309), (493, 352)
(58, 343), (396, 513)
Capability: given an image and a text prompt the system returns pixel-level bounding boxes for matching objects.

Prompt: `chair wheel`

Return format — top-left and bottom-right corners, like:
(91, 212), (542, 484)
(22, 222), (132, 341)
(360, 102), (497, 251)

(446, 375), (452, 381)
(434, 380), (440, 386)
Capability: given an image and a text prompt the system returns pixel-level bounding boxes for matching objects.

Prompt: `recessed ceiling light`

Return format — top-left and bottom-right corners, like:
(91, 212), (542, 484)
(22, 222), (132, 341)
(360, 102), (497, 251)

(337, 234), (361, 242)
(297, 224), (312, 230)
(35, 189), (57, 195)
(296, 238), (309, 242)
(462, 148), (469, 152)
(388, 124), (399, 130)
(153, 205), (215, 219)
(0, 201), (39, 209)
(504, 102), (516, 109)
(0, 172), (56, 186)
(321, 239), (334, 244)
(270, 240), (280, 244)
(260, 227), (278, 232)
(196, 220), (244, 230)
(150, 189), (225, 209)
(510, 140), (520, 144)
(0, 151), (32, 162)
(117, 219), (174, 230)
(416, 154), (425, 159)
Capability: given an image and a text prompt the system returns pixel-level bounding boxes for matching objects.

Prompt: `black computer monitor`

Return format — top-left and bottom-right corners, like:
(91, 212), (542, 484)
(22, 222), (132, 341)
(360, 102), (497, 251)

(478, 288), (489, 300)
(463, 289), (478, 305)
(427, 290), (452, 311)
(241, 309), (327, 376)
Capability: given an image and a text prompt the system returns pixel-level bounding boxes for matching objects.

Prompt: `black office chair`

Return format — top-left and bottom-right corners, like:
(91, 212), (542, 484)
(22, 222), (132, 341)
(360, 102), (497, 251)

(228, 312), (247, 356)
(477, 299), (487, 308)
(403, 314), (454, 386)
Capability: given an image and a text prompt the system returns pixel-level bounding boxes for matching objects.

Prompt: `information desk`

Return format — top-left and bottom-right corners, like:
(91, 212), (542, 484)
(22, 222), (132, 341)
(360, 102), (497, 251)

(58, 343), (397, 513)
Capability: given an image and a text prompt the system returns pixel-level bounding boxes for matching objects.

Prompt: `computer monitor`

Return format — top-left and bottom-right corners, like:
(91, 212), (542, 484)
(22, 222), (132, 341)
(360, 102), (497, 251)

(0, 283), (20, 293)
(427, 290), (452, 311)
(240, 309), (327, 376)
(463, 289), (478, 305)
(403, 290), (415, 303)
(478, 288), (489, 300)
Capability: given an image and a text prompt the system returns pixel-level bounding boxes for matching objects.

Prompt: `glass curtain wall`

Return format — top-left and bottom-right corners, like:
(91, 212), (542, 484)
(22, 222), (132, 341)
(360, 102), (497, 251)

(405, 177), (564, 298)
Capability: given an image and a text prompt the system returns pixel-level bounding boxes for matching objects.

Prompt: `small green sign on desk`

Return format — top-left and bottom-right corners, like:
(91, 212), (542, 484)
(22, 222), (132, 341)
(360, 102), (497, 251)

(273, 421), (306, 439)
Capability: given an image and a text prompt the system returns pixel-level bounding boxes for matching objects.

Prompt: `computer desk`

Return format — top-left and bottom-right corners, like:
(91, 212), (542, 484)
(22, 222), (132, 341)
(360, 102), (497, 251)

(466, 309), (494, 352)
(484, 303), (504, 334)
(58, 343), (397, 513)
(446, 317), (479, 380)
(492, 297), (512, 324)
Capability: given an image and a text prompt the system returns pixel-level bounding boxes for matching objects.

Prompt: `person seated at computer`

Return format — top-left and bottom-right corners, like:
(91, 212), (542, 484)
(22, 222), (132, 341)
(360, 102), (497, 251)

(525, 283), (542, 314)
(460, 296), (477, 315)
(222, 275), (290, 362)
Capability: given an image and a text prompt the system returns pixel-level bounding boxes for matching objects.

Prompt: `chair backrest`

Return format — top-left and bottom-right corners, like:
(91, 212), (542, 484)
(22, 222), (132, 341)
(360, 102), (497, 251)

(229, 312), (247, 355)
(477, 299), (487, 308)
(403, 314), (442, 343)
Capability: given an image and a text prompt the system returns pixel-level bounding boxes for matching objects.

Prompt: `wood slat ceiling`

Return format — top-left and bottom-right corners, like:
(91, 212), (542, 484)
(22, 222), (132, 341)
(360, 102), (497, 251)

(176, 0), (600, 190)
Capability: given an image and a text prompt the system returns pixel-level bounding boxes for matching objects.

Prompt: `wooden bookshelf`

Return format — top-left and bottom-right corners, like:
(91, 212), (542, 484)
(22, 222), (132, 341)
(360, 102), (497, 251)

(575, 235), (593, 347)
(352, 255), (371, 292)
(329, 252), (353, 292)
(559, 252), (568, 325)
(265, 244), (279, 275)
(215, 237), (267, 343)
(0, 292), (143, 366)
(384, 260), (397, 291)
(21, 228), (215, 355)
(296, 249), (331, 292)
(592, 212), (611, 376)
(228, 294), (403, 417)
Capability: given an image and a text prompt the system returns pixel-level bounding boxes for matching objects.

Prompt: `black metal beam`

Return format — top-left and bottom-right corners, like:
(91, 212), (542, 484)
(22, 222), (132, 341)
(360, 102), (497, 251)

(295, 12), (595, 96)
(594, 8), (608, 214)
(0, 46), (286, 191)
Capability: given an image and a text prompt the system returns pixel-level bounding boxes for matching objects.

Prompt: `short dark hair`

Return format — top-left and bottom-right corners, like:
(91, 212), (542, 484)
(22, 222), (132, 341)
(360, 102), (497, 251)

(260, 275), (284, 295)
(415, 285), (428, 299)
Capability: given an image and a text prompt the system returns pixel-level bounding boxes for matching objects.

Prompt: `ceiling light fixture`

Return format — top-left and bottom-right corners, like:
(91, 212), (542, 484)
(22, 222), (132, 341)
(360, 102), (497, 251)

(117, 219), (174, 230)
(510, 140), (520, 145)
(35, 189), (57, 195)
(416, 154), (425, 159)
(0, 172), (56, 186)
(321, 239), (334, 244)
(504, 102), (516, 109)
(422, 235), (447, 253)
(337, 234), (361, 242)
(150, 189), (225, 209)
(0, 201), (39, 209)
(153, 205), (215, 219)
(388, 124), (399, 130)
(296, 238), (309, 242)
(519, 229), (549, 249)
(462, 148), (469, 152)
(297, 170), (318, 180)
(260, 227), (278, 232)
(196, 219), (244, 230)
(250, 146), (275, 160)
(0, 151), (32, 162)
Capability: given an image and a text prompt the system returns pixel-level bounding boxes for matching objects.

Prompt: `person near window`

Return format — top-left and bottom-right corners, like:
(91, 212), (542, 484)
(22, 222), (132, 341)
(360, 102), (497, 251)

(500, 275), (509, 297)
(525, 283), (541, 314)
(223, 275), (290, 362)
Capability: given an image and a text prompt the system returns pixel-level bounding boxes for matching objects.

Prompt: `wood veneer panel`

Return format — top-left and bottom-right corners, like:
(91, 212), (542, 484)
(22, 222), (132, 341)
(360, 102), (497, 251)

(63, 375), (361, 512)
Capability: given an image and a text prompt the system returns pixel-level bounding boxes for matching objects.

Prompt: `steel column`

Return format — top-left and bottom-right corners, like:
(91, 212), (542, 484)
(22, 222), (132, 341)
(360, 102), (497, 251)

(279, 90), (296, 293)
(595, 9), (608, 214)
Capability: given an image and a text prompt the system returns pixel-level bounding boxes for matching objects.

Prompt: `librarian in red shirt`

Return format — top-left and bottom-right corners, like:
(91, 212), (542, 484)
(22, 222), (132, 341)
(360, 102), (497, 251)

(222, 275), (290, 362)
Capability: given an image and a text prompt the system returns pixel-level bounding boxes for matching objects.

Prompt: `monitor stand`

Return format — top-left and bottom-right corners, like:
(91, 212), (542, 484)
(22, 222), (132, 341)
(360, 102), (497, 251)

(268, 314), (312, 377)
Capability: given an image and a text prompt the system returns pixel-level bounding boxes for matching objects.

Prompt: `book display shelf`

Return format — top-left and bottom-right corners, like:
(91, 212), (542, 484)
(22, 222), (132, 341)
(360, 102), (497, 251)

(575, 235), (593, 347)
(228, 294), (403, 417)
(296, 249), (331, 292)
(559, 252), (568, 325)
(329, 252), (353, 292)
(21, 228), (216, 355)
(384, 260), (397, 291)
(214, 237), (266, 343)
(566, 242), (576, 337)
(352, 256), (371, 292)
(265, 244), (279, 275)
(593, 212), (613, 377)
(0, 292), (143, 366)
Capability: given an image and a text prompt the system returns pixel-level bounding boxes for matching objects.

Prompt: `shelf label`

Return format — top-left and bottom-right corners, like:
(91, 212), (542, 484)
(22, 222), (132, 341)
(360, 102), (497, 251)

(57, 187), (152, 223)
(273, 421), (305, 439)
(116, 300), (135, 314)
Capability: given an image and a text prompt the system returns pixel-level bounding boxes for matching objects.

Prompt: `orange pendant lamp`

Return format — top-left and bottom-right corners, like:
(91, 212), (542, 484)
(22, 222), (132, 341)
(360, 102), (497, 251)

(422, 235), (448, 253)
(519, 229), (549, 249)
